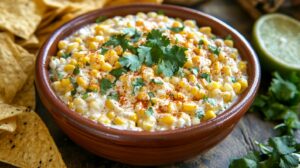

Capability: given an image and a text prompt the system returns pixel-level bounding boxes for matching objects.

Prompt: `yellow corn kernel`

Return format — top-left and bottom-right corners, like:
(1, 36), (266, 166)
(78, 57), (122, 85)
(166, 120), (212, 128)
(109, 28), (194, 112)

(186, 32), (195, 39)
(115, 46), (123, 55)
(142, 121), (154, 131)
(222, 66), (232, 76)
(75, 107), (84, 114)
(167, 102), (177, 112)
(90, 69), (99, 77)
(199, 26), (211, 35)
(223, 92), (232, 102)
(98, 115), (110, 125)
(184, 20), (196, 28)
(114, 117), (126, 125)
(159, 115), (175, 126)
(68, 102), (74, 109)
(137, 91), (149, 101)
(184, 59), (193, 68)
(100, 62), (112, 72)
(203, 110), (216, 120)
(76, 77), (88, 89)
(239, 78), (248, 90)
(207, 81), (221, 91)
(52, 81), (62, 92)
(230, 52), (238, 59)
(88, 83), (99, 92)
(170, 77), (180, 85)
(172, 21), (182, 27)
(105, 50), (119, 65)
(192, 56), (201, 65)
(150, 98), (159, 104)
(218, 52), (226, 61)
(136, 109), (146, 118)
(221, 83), (233, 92)
(67, 42), (79, 53)
(224, 40), (234, 47)
(114, 61), (122, 68)
(106, 111), (116, 120)
(57, 50), (64, 57)
(64, 64), (75, 73)
(136, 20), (144, 26)
(69, 59), (77, 65)
(238, 61), (247, 72)
(73, 52), (84, 59)
(129, 113), (138, 122)
(88, 41), (98, 50)
(174, 92), (186, 101)
(182, 102), (197, 113)
(61, 78), (71, 87)
(188, 74), (197, 84)
(233, 82), (242, 94)
(105, 99), (114, 110)
(191, 86), (205, 100)
(58, 40), (68, 49)
(212, 61), (221, 73)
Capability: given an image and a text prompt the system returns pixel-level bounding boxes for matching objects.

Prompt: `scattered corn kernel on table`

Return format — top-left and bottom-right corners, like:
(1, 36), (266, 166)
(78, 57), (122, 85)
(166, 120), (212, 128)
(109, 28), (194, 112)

(1, 0), (299, 167)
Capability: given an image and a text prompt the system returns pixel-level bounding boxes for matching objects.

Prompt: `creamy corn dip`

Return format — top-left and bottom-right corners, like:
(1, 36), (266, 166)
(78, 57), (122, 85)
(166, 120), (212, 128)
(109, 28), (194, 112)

(49, 12), (248, 131)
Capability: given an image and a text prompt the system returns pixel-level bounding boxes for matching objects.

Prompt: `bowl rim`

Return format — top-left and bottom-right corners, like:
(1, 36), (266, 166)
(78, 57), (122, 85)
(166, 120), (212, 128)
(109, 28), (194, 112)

(36, 4), (261, 140)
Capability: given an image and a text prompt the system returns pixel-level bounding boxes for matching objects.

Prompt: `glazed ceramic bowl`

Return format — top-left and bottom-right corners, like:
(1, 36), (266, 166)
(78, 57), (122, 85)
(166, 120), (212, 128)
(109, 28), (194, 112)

(36, 4), (260, 166)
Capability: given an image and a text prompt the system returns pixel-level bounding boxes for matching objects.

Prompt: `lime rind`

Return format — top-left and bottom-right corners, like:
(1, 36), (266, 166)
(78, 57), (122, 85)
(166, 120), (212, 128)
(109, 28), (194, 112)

(253, 14), (300, 73)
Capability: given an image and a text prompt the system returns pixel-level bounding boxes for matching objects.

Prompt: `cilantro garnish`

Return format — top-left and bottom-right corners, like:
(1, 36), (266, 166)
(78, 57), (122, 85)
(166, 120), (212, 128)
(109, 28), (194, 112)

(110, 68), (127, 79)
(107, 92), (119, 101)
(148, 92), (155, 98)
(169, 26), (185, 33)
(198, 39), (204, 48)
(137, 46), (152, 66)
(208, 45), (220, 56)
(100, 48), (109, 55)
(195, 109), (204, 119)
(157, 10), (164, 15)
(190, 67), (199, 76)
(104, 34), (136, 53)
(150, 78), (163, 85)
(176, 67), (185, 77)
(119, 54), (142, 71)
(123, 28), (142, 43)
(200, 73), (211, 82)
(225, 34), (233, 40)
(203, 97), (216, 105)
(231, 76), (237, 83)
(95, 16), (107, 23)
(57, 72), (64, 80)
(146, 29), (170, 47)
(99, 78), (113, 95)
(145, 107), (154, 116)
(82, 92), (89, 99)
(61, 53), (71, 59)
(132, 78), (145, 95)
(73, 66), (80, 75)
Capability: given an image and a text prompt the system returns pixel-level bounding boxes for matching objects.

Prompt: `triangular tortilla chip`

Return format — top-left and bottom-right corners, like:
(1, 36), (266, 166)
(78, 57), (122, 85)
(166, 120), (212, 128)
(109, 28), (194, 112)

(0, 117), (17, 133)
(0, 103), (27, 121)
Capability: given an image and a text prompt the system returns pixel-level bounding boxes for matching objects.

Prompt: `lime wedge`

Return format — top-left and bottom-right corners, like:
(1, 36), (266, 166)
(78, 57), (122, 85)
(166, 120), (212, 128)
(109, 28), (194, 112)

(253, 14), (300, 73)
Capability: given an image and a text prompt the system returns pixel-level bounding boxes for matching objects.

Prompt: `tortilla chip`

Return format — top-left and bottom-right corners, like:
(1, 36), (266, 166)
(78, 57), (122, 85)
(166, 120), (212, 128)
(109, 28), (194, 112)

(0, 0), (46, 39)
(0, 117), (17, 133)
(105, 0), (163, 6)
(16, 35), (39, 49)
(0, 112), (66, 168)
(0, 34), (27, 103)
(43, 0), (107, 9)
(12, 72), (36, 111)
(0, 103), (26, 121)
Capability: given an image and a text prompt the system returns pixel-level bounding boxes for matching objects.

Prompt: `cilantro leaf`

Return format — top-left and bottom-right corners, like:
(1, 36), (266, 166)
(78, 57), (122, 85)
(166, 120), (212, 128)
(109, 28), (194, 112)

(61, 53), (71, 59)
(169, 26), (185, 33)
(132, 78), (145, 95)
(190, 67), (199, 76)
(95, 16), (107, 23)
(99, 78), (113, 95)
(107, 92), (119, 101)
(104, 34), (136, 53)
(208, 45), (220, 56)
(123, 28), (142, 43)
(145, 107), (154, 116)
(110, 68), (127, 79)
(146, 29), (170, 47)
(119, 55), (141, 71)
(137, 46), (153, 66)
(150, 78), (163, 85)
(229, 158), (257, 168)
(82, 92), (89, 99)
(195, 109), (204, 119)
(200, 73), (211, 82)
(157, 10), (164, 15)
(73, 66), (80, 75)
(225, 34), (233, 40)
(157, 60), (176, 77)
(199, 39), (204, 48)
(100, 48), (109, 55)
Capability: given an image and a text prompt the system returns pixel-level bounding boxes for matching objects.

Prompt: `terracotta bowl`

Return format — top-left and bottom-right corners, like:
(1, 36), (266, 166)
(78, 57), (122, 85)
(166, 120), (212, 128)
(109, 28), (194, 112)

(36, 4), (261, 166)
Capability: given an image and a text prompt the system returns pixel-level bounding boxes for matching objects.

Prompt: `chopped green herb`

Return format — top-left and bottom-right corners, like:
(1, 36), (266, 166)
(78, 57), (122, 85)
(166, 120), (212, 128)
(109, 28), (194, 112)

(150, 78), (163, 85)
(132, 78), (145, 95)
(57, 72), (64, 80)
(123, 28), (142, 43)
(119, 54), (142, 71)
(107, 92), (119, 101)
(203, 97), (216, 105)
(71, 89), (77, 96)
(196, 83), (201, 89)
(73, 66), (80, 75)
(231, 76), (237, 83)
(157, 10), (164, 15)
(137, 46), (152, 66)
(225, 34), (233, 40)
(198, 39), (204, 48)
(190, 67), (199, 76)
(148, 92), (155, 98)
(100, 48), (109, 55)
(61, 53), (71, 59)
(177, 67), (185, 77)
(110, 68), (127, 79)
(99, 78), (113, 95)
(200, 73), (211, 82)
(169, 26), (185, 33)
(145, 107), (154, 116)
(82, 92), (89, 99)
(95, 16), (107, 23)
(208, 45), (220, 56)
(195, 109), (204, 119)
(104, 34), (136, 53)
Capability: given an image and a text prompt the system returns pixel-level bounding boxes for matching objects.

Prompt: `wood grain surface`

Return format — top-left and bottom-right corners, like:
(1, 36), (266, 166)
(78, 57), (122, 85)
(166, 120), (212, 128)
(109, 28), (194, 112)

(1, 0), (296, 167)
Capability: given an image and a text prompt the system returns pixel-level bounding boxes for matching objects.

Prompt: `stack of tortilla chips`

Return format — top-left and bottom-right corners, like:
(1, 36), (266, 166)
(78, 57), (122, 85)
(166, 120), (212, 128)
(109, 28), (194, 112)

(0, 0), (162, 167)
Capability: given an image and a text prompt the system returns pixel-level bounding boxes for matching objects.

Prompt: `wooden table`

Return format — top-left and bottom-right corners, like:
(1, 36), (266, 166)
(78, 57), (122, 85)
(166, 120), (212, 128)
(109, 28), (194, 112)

(0, 0), (287, 167)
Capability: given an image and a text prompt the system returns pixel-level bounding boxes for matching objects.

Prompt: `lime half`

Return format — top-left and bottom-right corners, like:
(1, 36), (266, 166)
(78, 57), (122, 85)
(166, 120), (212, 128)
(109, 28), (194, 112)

(253, 14), (300, 73)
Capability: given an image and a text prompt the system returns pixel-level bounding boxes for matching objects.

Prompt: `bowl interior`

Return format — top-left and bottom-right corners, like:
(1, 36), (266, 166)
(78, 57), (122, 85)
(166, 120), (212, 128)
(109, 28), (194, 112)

(37, 4), (260, 140)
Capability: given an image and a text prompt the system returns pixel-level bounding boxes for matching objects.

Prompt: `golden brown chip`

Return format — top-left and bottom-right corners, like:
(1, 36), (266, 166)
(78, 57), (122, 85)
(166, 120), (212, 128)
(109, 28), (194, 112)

(0, 103), (26, 121)
(0, 117), (17, 133)
(0, 0), (46, 39)
(104, 0), (163, 6)
(0, 112), (66, 168)
(14, 44), (36, 75)
(16, 35), (39, 49)
(12, 71), (36, 111)
(43, 0), (107, 9)
(0, 34), (27, 103)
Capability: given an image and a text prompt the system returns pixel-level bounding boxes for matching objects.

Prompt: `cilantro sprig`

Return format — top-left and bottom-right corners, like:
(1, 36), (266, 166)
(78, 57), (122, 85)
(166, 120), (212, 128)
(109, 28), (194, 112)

(132, 78), (145, 95)
(99, 78), (113, 95)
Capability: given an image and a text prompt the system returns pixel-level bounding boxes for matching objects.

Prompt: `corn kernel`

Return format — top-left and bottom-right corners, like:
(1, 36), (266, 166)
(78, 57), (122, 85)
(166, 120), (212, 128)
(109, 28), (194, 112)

(221, 83), (233, 91)
(192, 56), (201, 65)
(57, 50), (64, 57)
(67, 42), (79, 53)
(107, 111), (116, 120)
(212, 61), (221, 73)
(233, 82), (242, 94)
(223, 92), (232, 102)
(207, 81), (221, 90)
(105, 50), (119, 65)
(167, 102), (177, 112)
(191, 86), (205, 100)
(182, 102), (197, 113)
(224, 40), (234, 47)
(64, 64), (75, 73)
(137, 91), (149, 101)
(129, 113), (138, 122)
(52, 81), (62, 92)
(99, 62), (112, 72)
(238, 61), (247, 72)
(172, 21), (182, 27)
(222, 66), (232, 76)
(76, 77), (88, 89)
(239, 78), (248, 90)
(230, 52), (238, 59)
(186, 32), (195, 39)
(142, 121), (154, 131)
(73, 52), (84, 59)
(105, 99), (114, 110)
(88, 83), (99, 92)
(58, 40), (68, 49)
(90, 69), (99, 77)
(88, 41), (98, 50)
(136, 20), (144, 26)
(199, 27), (211, 35)
(114, 61), (122, 68)
(203, 110), (216, 120)
(184, 20), (196, 28)
(98, 116), (110, 125)
(61, 78), (71, 87)
(184, 59), (193, 68)
(114, 117), (125, 125)
(159, 115), (175, 126)
(174, 92), (186, 101)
